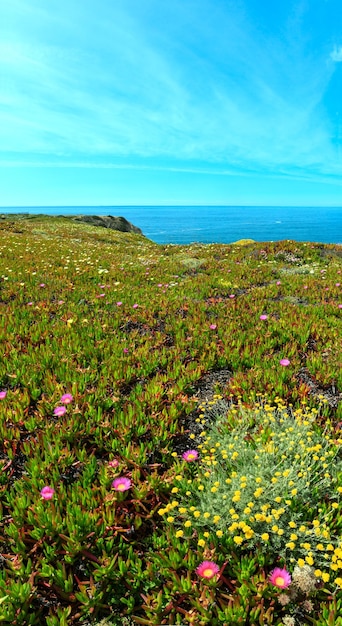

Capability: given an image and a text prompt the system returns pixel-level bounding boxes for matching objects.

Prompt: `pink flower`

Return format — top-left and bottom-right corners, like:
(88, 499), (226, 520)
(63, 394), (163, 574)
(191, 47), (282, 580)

(123, 348), (129, 353)
(116, 302), (122, 306)
(182, 449), (199, 462)
(280, 359), (290, 367)
(229, 294), (235, 299)
(259, 314), (268, 320)
(196, 561), (220, 579)
(108, 459), (119, 468)
(40, 486), (55, 500)
(58, 300), (64, 305)
(338, 304), (342, 309)
(336, 283), (341, 287)
(112, 477), (131, 492)
(39, 283), (45, 287)
(0, 391), (7, 400)
(210, 324), (217, 330)
(276, 281), (281, 285)
(269, 567), (291, 589)
(53, 406), (67, 416)
(132, 304), (139, 309)
(27, 302), (33, 306)
(60, 393), (73, 404)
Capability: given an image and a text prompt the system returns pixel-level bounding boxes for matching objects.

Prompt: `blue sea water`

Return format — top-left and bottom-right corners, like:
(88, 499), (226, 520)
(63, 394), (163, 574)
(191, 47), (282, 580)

(1, 205), (342, 245)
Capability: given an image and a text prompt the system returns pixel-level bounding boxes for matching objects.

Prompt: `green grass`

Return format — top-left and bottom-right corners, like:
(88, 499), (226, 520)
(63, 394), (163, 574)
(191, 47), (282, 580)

(0, 216), (341, 625)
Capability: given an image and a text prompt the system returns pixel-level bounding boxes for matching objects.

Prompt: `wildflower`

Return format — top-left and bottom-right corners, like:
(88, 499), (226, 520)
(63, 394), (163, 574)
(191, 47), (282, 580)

(40, 486), (55, 500)
(112, 477), (131, 492)
(280, 359), (290, 367)
(53, 406), (67, 417)
(292, 565), (316, 593)
(259, 314), (268, 320)
(108, 459), (119, 468)
(132, 303), (139, 308)
(0, 391), (7, 400)
(196, 561), (220, 579)
(269, 568), (291, 589)
(182, 449), (199, 462)
(209, 324), (217, 330)
(60, 393), (73, 404)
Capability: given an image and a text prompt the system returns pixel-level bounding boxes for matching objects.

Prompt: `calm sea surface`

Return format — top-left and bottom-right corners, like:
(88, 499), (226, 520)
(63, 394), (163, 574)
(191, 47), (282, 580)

(1, 206), (342, 245)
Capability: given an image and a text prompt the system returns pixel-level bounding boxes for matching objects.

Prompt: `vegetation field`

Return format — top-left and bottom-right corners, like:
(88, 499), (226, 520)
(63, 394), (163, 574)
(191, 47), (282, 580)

(0, 215), (342, 625)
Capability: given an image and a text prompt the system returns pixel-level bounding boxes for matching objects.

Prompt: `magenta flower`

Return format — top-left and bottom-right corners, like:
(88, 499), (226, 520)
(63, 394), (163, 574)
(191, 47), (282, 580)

(276, 281), (281, 285)
(229, 294), (235, 299)
(40, 486), (55, 500)
(60, 393), (73, 404)
(108, 459), (119, 468)
(338, 304), (342, 309)
(116, 301), (122, 306)
(39, 283), (45, 287)
(27, 302), (33, 306)
(336, 283), (341, 287)
(123, 348), (129, 353)
(280, 358), (290, 367)
(196, 561), (220, 579)
(182, 449), (199, 462)
(132, 303), (139, 309)
(112, 477), (131, 492)
(53, 406), (67, 416)
(0, 391), (7, 400)
(269, 567), (291, 589)
(210, 324), (217, 330)
(259, 314), (268, 320)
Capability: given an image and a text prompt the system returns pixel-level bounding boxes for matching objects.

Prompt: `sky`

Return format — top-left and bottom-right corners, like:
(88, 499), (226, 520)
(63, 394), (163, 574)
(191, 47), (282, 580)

(1, 0), (342, 207)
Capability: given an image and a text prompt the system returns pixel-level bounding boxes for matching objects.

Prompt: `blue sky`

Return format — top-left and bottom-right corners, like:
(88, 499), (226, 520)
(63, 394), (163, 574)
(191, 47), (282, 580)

(1, 0), (342, 206)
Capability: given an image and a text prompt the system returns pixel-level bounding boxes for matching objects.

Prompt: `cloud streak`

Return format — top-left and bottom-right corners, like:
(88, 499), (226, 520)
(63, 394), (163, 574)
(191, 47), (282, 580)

(0, 0), (341, 183)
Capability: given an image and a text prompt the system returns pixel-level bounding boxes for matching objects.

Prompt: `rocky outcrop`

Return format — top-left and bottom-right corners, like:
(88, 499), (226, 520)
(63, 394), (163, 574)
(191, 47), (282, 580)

(72, 215), (143, 235)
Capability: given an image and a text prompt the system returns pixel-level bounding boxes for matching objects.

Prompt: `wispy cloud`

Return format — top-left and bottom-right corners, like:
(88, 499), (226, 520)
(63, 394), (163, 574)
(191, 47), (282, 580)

(330, 45), (342, 62)
(0, 0), (341, 183)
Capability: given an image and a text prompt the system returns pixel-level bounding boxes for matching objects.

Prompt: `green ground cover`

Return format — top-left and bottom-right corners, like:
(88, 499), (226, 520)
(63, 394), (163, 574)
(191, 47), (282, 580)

(0, 216), (341, 625)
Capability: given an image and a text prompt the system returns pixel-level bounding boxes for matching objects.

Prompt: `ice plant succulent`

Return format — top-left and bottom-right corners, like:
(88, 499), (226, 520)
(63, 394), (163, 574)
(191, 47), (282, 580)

(269, 568), (291, 589)
(196, 561), (220, 579)
(112, 477), (131, 492)
(60, 393), (73, 404)
(182, 449), (199, 462)
(53, 406), (67, 417)
(0, 391), (7, 399)
(280, 358), (290, 367)
(40, 486), (55, 500)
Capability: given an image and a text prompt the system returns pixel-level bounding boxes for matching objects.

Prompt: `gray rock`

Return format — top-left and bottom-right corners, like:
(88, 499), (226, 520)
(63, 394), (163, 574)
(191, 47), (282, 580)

(72, 215), (143, 235)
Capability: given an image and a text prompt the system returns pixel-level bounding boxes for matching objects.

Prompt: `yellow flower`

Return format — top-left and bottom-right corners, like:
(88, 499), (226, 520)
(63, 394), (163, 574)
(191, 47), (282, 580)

(314, 569), (322, 578)
(298, 558), (305, 568)
(184, 520), (192, 528)
(197, 538), (206, 547)
(286, 542), (295, 550)
(261, 533), (269, 541)
(193, 511), (201, 518)
(176, 530), (184, 538)
(306, 555), (314, 566)
(233, 536), (243, 545)
(322, 572), (330, 583)
(203, 512), (210, 519)
(335, 577), (342, 587)
(178, 507), (187, 514)
(167, 516), (174, 523)
(213, 515), (221, 524)
(171, 487), (179, 493)
(216, 530), (223, 538)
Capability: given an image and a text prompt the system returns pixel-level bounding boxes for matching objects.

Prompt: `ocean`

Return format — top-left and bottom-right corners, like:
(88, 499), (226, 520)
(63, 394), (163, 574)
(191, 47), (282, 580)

(1, 205), (342, 245)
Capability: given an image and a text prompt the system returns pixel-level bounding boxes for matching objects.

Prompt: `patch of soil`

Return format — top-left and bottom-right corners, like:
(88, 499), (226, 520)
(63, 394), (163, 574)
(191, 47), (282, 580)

(296, 367), (341, 409)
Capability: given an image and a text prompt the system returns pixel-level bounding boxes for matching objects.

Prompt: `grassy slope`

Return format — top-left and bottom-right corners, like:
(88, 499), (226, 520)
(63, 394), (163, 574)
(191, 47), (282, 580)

(0, 216), (341, 625)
